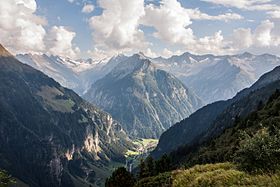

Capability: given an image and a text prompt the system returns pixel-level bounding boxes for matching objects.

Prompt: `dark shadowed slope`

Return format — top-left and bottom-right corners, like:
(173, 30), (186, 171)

(153, 65), (280, 158)
(0, 44), (133, 187)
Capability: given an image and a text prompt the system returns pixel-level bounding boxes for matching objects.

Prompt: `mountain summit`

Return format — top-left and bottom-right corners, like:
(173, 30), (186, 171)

(0, 44), (12, 57)
(84, 54), (203, 138)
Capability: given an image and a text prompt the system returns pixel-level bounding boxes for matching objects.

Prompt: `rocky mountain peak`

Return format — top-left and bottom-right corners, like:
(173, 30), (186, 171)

(0, 44), (13, 57)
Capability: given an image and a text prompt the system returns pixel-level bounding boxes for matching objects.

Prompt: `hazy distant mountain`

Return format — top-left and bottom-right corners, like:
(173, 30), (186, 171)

(153, 52), (280, 104)
(16, 54), (127, 95)
(17, 52), (280, 106)
(0, 44), (133, 186)
(84, 54), (203, 138)
(152, 65), (280, 158)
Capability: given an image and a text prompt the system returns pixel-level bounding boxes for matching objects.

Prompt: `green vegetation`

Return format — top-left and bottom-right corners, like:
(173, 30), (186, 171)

(173, 163), (280, 187)
(37, 86), (75, 113)
(135, 172), (172, 187)
(125, 150), (141, 157)
(141, 139), (158, 146)
(105, 167), (135, 187)
(236, 127), (280, 172)
(125, 138), (158, 157)
(107, 90), (280, 187)
(0, 170), (15, 187)
(175, 89), (280, 171)
(138, 155), (171, 180)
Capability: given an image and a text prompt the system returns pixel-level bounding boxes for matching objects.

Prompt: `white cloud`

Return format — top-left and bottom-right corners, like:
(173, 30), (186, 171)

(194, 20), (280, 55)
(142, 0), (195, 45)
(46, 26), (80, 58)
(229, 20), (280, 54)
(0, 0), (46, 54)
(141, 0), (239, 55)
(201, 0), (273, 9)
(254, 20), (274, 47)
(161, 48), (182, 58)
(88, 0), (243, 58)
(189, 31), (233, 55)
(202, 0), (280, 18)
(186, 9), (243, 21)
(89, 0), (147, 53)
(232, 28), (253, 48)
(267, 10), (280, 18)
(143, 48), (158, 58)
(82, 4), (94, 13)
(0, 0), (80, 58)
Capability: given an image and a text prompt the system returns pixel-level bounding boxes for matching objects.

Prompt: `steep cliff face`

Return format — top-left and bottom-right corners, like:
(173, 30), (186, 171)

(84, 54), (203, 138)
(0, 44), (132, 187)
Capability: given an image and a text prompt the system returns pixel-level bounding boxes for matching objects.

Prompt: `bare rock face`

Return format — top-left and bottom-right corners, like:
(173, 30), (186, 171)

(84, 54), (203, 138)
(0, 44), (13, 57)
(0, 45), (133, 187)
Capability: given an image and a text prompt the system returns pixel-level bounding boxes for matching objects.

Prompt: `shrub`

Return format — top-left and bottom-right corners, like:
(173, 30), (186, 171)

(105, 167), (135, 187)
(0, 170), (15, 187)
(235, 127), (280, 172)
(134, 172), (172, 187)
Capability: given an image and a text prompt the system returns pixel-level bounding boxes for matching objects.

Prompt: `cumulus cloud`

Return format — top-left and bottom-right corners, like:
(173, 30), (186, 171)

(143, 48), (158, 58)
(82, 4), (94, 13)
(254, 20), (274, 46)
(232, 28), (253, 48)
(89, 0), (147, 53)
(0, 0), (80, 58)
(197, 20), (280, 55)
(0, 0), (46, 54)
(46, 26), (80, 58)
(142, 0), (195, 45)
(230, 20), (280, 53)
(88, 0), (244, 58)
(140, 0), (239, 55)
(161, 48), (182, 58)
(267, 10), (280, 18)
(189, 31), (233, 55)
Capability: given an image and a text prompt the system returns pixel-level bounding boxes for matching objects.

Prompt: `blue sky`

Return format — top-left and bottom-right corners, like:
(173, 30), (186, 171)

(1, 0), (280, 59)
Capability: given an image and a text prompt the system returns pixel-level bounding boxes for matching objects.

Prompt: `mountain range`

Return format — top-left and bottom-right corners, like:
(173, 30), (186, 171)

(17, 52), (280, 106)
(16, 54), (127, 95)
(2, 41), (280, 187)
(16, 51), (280, 141)
(84, 53), (203, 138)
(0, 44), (133, 187)
(152, 63), (280, 158)
(153, 52), (280, 103)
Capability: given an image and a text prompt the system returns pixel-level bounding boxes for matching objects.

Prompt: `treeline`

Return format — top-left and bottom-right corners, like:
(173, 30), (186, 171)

(105, 154), (172, 187)
(106, 89), (280, 187)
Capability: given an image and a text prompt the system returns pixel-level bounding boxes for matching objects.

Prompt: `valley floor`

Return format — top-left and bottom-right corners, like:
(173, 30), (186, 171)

(125, 139), (159, 171)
